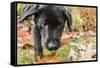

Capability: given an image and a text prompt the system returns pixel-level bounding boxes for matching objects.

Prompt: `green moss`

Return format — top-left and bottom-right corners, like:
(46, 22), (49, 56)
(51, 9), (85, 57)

(56, 45), (71, 61)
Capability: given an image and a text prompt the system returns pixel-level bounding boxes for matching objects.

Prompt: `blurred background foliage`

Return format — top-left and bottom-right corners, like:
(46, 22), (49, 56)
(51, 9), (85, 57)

(17, 3), (23, 19)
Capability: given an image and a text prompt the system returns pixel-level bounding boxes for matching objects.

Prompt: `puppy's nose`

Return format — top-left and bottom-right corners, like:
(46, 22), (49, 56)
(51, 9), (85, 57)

(46, 41), (60, 51)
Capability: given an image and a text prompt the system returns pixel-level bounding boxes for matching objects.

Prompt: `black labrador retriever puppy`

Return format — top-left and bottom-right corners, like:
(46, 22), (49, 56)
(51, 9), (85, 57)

(18, 4), (72, 61)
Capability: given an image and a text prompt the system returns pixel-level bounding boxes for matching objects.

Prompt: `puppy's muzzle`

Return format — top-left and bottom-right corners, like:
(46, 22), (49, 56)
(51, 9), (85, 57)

(46, 39), (60, 51)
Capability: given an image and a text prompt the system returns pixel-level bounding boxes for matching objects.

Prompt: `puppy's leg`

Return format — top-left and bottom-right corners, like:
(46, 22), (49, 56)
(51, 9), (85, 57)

(33, 26), (43, 62)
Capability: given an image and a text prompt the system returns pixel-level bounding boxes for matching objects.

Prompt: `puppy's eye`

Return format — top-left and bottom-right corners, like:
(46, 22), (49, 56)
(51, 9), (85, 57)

(43, 22), (47, 26)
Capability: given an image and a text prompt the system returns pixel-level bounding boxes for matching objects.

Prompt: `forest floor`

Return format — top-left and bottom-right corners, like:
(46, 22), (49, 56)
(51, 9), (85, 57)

(17, 27), (96, 64)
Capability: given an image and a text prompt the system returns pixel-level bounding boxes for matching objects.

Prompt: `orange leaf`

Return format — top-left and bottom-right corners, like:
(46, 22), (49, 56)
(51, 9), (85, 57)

(60, 39), (69, 45)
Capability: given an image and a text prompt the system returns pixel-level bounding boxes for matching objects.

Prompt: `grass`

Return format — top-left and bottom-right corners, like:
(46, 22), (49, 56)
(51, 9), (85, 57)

(56, 45), (71, 61)
(17, 48), (34, 65)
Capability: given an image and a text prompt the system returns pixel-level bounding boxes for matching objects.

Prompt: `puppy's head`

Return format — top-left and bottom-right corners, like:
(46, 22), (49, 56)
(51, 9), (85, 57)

(18, 4), (72, 51)
(39, 21), (64, 51)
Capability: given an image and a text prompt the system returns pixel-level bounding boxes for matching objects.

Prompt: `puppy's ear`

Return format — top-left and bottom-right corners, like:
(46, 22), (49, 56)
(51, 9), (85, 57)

(64, 9), (72, 32)
(18, 4), (39, 23)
